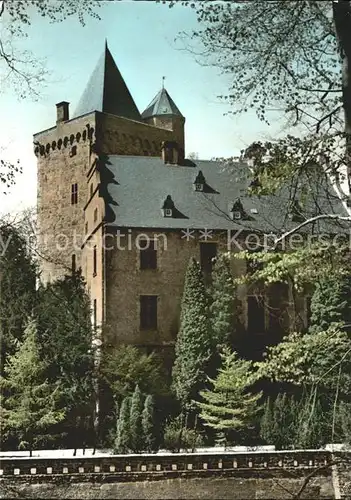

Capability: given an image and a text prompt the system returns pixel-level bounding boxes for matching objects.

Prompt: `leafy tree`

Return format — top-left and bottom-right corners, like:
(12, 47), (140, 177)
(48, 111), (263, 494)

(197, 347), (262, 445)
(0, 222), (36, 372)
(309, 275), (351, 333)
(256, 325), (351, 395)
(167, 0), (351, 215)
(172, 258), (211, 411)
(210, 253), (238, 348)
(115, 396), (131, 454)
(129, 385), (144, 453)
(100, 344), (169, 400)
(0, 0), (101, 99)
(142, 394), (157, 453)
(167, 1), (349, 138)
(0, 159), (22, 195)
(1, 320), (65, 456)
(35, 272), (95, 445)
(0, 1), (101, 190)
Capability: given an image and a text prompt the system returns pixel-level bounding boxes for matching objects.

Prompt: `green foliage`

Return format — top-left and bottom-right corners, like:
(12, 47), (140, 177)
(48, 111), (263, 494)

(0, 159), (22, 194)
(260, 392), (328, 450)
(129, 385), (144, 453)
(197, 347), (261, 444)
(0, 223), (36, 371)
(336, 402), (351, 445)
(210, 254), (238, 348)
(142, 394), (157, 453)
(100, 344), (169, 400)
(1, 0), (101, 100)
(295, 392), (326, 449)
(309, 275), (351, 333)
(163, 416), (204, 452)
(4, 0), (101, 29)
(1, 320), (65, 455)
(172, 257), (211, 410)
(35, 273), (94, 443)
(236, 242), (350, 292)
(115, 396), (131, 454)
(256, 326), (351, 393)
(166, 1), (341, 130)
(260, 395), (298, 449)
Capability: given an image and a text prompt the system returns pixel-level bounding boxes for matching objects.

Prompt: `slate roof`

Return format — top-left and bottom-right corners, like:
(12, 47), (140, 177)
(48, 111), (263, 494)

(141, 88), (184, 119)
(101, 156), (349, 235)
(73, 43), (141, 121)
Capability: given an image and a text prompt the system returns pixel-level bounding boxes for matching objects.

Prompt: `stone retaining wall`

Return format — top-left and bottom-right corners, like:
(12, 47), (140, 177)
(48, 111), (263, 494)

(0, 449), (332, 478)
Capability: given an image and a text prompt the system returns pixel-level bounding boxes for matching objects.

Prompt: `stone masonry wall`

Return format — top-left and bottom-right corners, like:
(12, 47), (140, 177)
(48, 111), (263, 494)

(34, 114), (97, 283)
(0, 450), (339, 499)
(96, 112), (183, 156)
(102, 229), (297, 349)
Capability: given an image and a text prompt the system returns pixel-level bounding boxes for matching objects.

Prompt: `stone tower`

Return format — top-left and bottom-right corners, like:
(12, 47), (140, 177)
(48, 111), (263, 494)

(142, 87), (185, 161)
(34, 43), (185, 284)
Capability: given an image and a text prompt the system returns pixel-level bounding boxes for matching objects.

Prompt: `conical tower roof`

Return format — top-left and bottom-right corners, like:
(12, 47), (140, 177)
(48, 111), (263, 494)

(73, 42), (141, 121)
(141, 88), (183, 119)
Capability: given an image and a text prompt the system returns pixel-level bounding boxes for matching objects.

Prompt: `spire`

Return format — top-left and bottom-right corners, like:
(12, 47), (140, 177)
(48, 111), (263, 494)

(141, 87), (183, 119)
(73, 44), (141, 121)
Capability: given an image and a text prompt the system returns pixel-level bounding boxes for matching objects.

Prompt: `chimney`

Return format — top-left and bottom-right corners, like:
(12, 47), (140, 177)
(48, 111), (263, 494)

(56, 101), (69, 123)
(161, 141), (179, 165)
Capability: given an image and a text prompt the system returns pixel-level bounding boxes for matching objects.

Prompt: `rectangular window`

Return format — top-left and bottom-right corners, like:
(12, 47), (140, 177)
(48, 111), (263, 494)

(71, 183), (78, 205)
(93, 246), (97, 276)
(94, 208), (98, 223)
(140, 240), (157, 270)
(247, 295), (265, 334)
(71, 254), (76, 274)
(200, 243), (217, 274)
(93, 299), (97, 329)
(140, 295), (157, 330)
(90, 183), (94, 198)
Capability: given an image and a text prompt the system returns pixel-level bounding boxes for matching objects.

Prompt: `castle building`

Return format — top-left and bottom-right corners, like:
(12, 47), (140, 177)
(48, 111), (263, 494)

(34, 44), (348, 361)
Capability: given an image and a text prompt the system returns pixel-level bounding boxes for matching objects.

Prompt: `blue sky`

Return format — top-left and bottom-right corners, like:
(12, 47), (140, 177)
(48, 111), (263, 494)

(0, 1), (286, 215)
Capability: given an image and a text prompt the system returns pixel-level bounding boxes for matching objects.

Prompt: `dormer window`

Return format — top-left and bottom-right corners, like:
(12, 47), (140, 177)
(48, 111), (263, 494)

(230, 198), (247, 221)
(194, 170), (206, 192)
(161, 195), (175, 218)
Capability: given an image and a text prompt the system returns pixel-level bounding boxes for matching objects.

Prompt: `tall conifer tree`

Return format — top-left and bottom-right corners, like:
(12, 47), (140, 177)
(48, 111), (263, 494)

(36, 272), (94, 444)
(172, 258), (211, 411)
(115, 396), (131, 453)
(0, 223), (36, 373)
(197, 347), (261, 445)
(1, 320), (65, 455)
(210, 254), (238, 348)
(129, 385), (144, 453)
(142, 394), (157, 452)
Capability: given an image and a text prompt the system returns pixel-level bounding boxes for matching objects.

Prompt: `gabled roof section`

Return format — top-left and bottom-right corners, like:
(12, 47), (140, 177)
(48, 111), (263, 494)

(100, 156), (349, 233)
(73, 43), (142, 121)
(141, 88), (184, 119)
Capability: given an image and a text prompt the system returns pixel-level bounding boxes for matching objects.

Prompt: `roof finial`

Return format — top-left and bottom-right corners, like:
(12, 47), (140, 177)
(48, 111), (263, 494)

(162, 76), (166, 89)
(105, 38), (108, 50)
